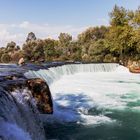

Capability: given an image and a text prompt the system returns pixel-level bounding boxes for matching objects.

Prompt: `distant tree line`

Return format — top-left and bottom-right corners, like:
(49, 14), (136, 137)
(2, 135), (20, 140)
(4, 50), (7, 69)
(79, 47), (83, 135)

(1, 5), (140, 64)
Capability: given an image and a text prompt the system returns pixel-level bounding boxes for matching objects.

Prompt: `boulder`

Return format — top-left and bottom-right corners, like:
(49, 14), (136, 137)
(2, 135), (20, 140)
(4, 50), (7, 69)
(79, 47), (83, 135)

(18, 57), (25, 65)
(27, 78), (53, 114)
(2, 76), (53, 114)
(127, 60), (140, 73)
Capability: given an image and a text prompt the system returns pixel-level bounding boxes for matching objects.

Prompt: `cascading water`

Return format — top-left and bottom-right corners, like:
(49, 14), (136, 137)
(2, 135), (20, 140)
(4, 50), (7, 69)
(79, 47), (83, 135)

(1, 63), (140, 140)
(0, 64), (47, 140)
(25, 63), (140, 140)
(25, 63), (121, 85)
(0, 87), (46, 140)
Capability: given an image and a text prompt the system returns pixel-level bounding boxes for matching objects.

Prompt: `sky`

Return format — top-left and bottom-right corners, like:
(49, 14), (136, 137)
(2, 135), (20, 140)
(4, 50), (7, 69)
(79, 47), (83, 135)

(0, 0), (140, 47)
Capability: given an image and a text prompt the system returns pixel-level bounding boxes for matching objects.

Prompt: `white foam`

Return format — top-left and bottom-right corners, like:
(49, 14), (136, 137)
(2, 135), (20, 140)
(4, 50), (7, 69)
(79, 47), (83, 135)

(11, 88), (36, 107)
(78, 114), (115, 125)
(25, 64), (140, 125)
(114, 65), (129, 73)
(48, 71), (140, 125)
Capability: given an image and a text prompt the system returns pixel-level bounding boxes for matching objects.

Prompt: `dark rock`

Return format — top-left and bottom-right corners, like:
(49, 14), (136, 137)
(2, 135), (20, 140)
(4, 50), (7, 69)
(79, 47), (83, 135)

(27, 78), (53, 114)
(0, 74), (53, 114)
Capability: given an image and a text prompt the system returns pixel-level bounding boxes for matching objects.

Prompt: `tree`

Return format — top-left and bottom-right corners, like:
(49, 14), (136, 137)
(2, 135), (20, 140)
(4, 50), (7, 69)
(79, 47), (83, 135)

(44, 39), (58, 61)
(1, 5), (140, 64)
(88, 39), (108, 62)
(133, 6), (140, 27)
(107, 5), (137, 62)
(58, 33), (72, 45)
(26, 32), (37, 42)
(58, 33), (72, 57)
(11, 51), (23, 62)
(1, 53), (11, 63)
(110, 5), (128, 26)
(0, 48), (5, 62)
(23, 39), (45, 62)
(69, 41), (82, 61)
(6, 41), (16, 52)
(78, 26), (108, 43)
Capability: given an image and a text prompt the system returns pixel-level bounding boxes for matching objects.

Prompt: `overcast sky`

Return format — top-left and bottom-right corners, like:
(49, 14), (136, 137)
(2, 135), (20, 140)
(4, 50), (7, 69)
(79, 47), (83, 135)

(0, 0), (140, 47)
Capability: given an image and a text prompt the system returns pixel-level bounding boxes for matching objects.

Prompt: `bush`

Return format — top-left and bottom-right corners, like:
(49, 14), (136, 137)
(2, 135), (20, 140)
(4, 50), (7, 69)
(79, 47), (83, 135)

(103, 54), (114, 62)
(91, 55), (104, 62)
(1, 53), (11, 63)
(11, 51), (23, 62)
(82, 54), (91, 62)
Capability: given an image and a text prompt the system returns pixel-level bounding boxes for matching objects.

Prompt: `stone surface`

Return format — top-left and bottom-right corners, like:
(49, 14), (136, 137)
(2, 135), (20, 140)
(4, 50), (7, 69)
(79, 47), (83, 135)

(0, 74), (53, 114)
(18, 57), (25, 65)
(27, 78), (53, 114)
(127, 60), (140, 73)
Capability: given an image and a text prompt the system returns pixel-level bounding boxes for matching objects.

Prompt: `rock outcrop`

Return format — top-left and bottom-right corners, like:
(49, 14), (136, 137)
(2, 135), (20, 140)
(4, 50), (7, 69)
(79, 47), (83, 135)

(0, 74), (53, 114)
(18, 57), (25, 65)
(0, 77), (48, 140)
(127, 60), (140, 73)
(27, 78), (53, 114)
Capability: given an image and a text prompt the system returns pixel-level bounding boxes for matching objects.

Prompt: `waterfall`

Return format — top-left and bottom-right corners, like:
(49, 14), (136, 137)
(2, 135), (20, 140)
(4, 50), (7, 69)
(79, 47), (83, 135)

(0, 86), (46, 140)
(25, 63), (122, 85)
(0, 63), (129, 140)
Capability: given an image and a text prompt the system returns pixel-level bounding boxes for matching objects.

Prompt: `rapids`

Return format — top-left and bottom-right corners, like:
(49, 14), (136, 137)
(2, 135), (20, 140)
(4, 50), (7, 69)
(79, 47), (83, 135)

(25, 63), (140, 140)
(1, 63), (140, 140)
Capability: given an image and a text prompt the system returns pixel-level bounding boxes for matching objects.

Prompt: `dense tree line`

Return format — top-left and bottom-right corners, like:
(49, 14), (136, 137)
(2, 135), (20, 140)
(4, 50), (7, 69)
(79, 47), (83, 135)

(0, 5), (140, 64)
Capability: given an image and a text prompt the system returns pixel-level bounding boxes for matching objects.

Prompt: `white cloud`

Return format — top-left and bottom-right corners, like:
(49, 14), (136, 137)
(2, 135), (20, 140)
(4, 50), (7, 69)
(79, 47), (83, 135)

(19, 21), (30, 28)
(0, 28), (24, 47)
(97, 18), (109, 26)
(0, 21), (88, 47)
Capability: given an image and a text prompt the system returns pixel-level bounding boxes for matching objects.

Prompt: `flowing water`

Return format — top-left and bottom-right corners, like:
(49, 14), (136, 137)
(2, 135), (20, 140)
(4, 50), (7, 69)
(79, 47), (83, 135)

(25, 63), (140, 140)
(0, 64), (46, 140)
(1, 63), (140, 140)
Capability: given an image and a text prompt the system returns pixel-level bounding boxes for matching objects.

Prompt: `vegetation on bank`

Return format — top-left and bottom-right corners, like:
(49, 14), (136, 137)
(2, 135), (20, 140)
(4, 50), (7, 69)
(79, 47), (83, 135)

(0, 5), (140, 64)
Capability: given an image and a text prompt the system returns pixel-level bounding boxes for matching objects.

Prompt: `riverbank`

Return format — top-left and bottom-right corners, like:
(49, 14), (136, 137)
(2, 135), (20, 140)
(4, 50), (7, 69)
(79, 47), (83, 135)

(126, 60), (140, 73)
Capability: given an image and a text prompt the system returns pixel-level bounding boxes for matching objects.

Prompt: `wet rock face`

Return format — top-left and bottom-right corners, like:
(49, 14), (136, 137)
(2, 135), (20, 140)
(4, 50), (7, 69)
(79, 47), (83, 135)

(0, 74), (53, 114)
(0, 79), (47, 140)
(27, 78), (53, 114)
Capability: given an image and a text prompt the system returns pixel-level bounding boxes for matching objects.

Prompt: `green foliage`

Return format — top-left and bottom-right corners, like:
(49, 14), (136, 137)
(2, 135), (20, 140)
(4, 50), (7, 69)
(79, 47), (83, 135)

(104, 54), (115, 62)
(58, 33), (72, 44)
(58, 33), (73, 59)
(44, 39), (58, 61)
(1, 5), (140, 64)
(110, 5), (128, 26)
(23, 39), (45, 62)
(88, 40), (107, 56)
(133, 7), (140, 27)
(26, 32), (37, 42)
(78, 26), (108, 43)
(1, 53), (11, 63)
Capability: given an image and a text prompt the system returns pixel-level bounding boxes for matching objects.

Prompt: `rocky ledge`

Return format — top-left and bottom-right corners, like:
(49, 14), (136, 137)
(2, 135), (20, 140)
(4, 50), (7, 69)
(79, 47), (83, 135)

(0, 75), (53, 114)
(127, 60), (140, 73)
(27, 78), (53, 114)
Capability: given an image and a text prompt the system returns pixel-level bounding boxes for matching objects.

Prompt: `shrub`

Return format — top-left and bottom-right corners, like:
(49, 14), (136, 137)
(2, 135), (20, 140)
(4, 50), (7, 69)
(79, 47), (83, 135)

(104, 54), (114, 62)
(1, 53), (11, 63)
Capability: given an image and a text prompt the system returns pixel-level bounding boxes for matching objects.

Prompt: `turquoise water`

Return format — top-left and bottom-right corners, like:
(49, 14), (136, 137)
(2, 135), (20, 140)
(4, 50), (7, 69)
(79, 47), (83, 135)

(43, 70), (140, 140)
